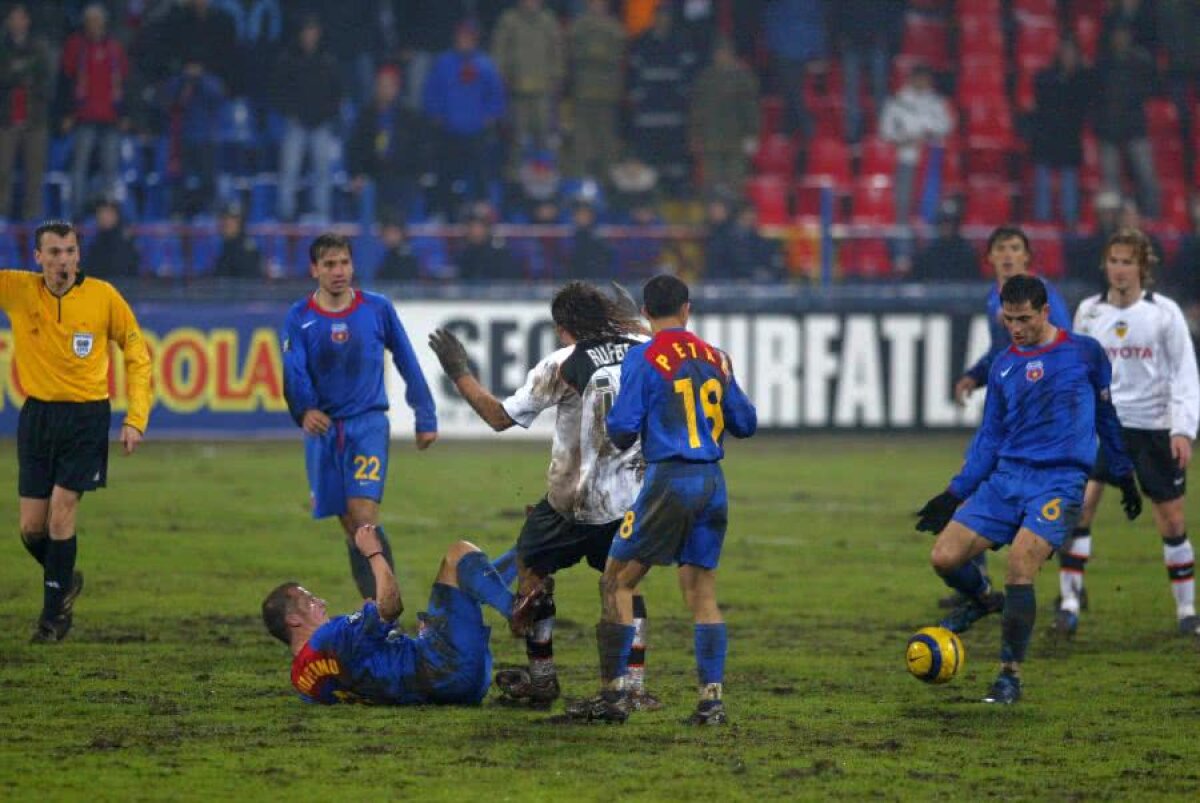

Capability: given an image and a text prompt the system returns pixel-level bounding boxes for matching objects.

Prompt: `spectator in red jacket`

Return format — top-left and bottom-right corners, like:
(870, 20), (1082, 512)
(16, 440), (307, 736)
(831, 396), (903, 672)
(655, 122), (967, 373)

(61, 3), (128, 218)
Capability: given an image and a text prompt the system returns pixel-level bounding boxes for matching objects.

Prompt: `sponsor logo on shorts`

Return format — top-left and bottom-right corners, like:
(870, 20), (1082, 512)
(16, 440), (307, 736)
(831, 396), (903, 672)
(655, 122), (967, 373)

(72, 332), (94, 358)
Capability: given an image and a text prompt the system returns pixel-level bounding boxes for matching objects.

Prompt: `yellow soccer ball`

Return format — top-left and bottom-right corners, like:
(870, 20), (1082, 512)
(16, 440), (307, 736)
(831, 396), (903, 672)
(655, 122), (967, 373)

(906, 626), (965, 684)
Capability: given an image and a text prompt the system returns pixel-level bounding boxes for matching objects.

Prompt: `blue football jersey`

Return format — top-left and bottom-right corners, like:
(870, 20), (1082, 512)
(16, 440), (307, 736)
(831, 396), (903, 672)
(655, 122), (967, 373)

(965, 277), (1072, 385)
(950, 330), (1134, 499)
(282, 289), (436, 431)
(607, 328), (757, 463)
(291, 602), (422, 705)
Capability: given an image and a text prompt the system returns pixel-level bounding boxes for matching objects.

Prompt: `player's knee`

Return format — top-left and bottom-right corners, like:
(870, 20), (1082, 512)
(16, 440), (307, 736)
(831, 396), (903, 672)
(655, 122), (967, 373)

(443, 539), (480, 568)
(929, 543), (957, 575)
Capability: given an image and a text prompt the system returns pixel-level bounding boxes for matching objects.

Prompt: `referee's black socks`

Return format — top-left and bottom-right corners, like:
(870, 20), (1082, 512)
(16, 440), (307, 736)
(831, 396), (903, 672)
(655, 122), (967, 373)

(41, 535), (77, 621)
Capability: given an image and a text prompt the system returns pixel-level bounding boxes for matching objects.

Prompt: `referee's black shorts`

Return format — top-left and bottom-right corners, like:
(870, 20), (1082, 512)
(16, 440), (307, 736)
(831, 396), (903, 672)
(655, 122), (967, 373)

(1092, 427), (1186, 503)
(17, 398), (111, 498)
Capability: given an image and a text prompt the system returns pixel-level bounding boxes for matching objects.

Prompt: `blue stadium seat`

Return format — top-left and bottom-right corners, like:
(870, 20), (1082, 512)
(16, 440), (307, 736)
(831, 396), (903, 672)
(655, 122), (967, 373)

(137, 233), (185, 278)
(0, 228), (22, 267)
(411, 235), (451, 280)
(248, 174), (278, 223)
(189, 229), (222, 276)
(353, 233), (383, 280)
(255, 231), (293, 278)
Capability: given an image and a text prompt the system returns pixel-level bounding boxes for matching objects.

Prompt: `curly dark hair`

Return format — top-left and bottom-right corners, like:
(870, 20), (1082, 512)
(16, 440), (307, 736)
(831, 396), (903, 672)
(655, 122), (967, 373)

(551, 281), (642, 342)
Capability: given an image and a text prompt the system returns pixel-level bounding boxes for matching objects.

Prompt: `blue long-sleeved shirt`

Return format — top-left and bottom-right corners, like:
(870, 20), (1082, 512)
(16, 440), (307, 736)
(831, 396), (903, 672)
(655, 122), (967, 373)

(282, 289), (436, 432)
(949, 329), (1133, 499)
(422, 49), (506, 136)
(607, 328), (757, 462)
(966, 278), (1072, 385)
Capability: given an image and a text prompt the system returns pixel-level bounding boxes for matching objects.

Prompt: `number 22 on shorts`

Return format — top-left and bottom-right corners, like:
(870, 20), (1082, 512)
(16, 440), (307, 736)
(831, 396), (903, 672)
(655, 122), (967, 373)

(353, 455), (381, 481)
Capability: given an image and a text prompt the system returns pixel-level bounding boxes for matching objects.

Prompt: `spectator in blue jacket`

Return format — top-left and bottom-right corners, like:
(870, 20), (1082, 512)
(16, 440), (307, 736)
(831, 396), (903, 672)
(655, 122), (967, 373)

(160, 62), (225, 217)
(422, 18), (506, 220)
(763, 0), (828, 138)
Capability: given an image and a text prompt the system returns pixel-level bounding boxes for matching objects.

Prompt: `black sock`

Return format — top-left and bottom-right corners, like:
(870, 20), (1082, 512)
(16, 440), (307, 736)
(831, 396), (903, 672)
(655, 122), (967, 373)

(346, 526), (394, 599)
(21, 530), (48, 566)
(1000, 583), (1036, 664)
(526, 590), (556, 681)
(596, 620), (633, 687)
(42, 536), (77, 620)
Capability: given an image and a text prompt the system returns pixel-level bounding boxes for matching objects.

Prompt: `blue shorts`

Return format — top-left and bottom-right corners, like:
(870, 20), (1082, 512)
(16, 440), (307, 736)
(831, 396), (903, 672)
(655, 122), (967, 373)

(953, 460), (1088, 550)
(609, 461), (728, 569)
(414, 583), (493, 705)
(305, 411), (390, 519)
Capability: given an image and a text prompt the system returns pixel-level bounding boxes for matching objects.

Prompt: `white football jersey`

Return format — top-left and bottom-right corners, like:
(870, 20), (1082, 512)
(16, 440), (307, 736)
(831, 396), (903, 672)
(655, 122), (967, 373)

(502, 336), (646, 523)
(1074, 290), (1200, 437)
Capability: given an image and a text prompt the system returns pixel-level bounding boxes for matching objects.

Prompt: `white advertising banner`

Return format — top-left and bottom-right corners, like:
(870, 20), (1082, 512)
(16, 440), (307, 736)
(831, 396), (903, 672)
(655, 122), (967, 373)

(387, 301), (992, 438)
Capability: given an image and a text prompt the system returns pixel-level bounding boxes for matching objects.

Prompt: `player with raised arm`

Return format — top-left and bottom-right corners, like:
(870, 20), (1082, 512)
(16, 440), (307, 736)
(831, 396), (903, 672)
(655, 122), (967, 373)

(570, 274), (757, 725)
(282, 234), (437, 600)
(428, 281), (659, 709)
(916, 274), (1141, 704)
(942, 226), (1073, 609)
(1058, 228), (1200, 638)
(262, 525), (546, 705)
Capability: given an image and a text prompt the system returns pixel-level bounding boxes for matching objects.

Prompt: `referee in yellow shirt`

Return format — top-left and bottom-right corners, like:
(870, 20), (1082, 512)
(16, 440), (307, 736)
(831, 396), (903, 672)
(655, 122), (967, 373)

(0, 221), (151, 642)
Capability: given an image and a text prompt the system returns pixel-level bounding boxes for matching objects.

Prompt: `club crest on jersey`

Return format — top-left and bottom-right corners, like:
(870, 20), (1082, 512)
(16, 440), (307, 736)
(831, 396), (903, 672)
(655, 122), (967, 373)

(1115, 320), (1128, 338)
(71, 332), (94, 357)
(330, 322), (350, 343)
(1025, 360), (1044, 382)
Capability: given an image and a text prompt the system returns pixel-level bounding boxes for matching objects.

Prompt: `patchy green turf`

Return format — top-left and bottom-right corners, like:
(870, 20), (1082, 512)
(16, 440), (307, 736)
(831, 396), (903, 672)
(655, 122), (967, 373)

(1, 436), (1199, 801)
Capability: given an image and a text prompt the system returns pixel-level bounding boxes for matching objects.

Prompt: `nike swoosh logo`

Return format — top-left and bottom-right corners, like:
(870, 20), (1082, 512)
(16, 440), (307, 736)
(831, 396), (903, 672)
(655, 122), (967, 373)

(1000, 366), (1014, 377)
(301, 321), (317, 329)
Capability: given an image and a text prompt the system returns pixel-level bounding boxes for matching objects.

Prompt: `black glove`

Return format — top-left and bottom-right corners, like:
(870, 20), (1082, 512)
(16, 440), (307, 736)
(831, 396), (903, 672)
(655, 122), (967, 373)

(915, 490), (960, 534)
(1118, 474), (1142, 521)
(428, 328), (470, 380)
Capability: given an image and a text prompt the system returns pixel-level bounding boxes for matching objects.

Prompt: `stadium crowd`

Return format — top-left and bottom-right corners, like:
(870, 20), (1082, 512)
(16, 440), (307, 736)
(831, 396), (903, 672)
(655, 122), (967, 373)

(0, 0), (1196, 291)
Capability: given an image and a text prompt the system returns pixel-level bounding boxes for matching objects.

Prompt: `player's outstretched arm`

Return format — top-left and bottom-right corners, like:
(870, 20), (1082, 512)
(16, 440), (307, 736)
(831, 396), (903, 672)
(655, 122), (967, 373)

(429, 328), (515, 431)
(355, 525), (402, 621)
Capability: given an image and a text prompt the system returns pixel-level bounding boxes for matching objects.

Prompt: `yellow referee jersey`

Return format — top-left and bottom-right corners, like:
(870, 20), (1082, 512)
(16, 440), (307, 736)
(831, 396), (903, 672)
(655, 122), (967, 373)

(0, 270), (151, 432)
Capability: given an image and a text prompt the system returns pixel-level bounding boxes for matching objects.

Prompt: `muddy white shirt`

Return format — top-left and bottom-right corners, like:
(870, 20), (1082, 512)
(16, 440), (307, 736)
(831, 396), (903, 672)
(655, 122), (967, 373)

(1075, 290), (1200, 437)
(502, 336), (646, 523)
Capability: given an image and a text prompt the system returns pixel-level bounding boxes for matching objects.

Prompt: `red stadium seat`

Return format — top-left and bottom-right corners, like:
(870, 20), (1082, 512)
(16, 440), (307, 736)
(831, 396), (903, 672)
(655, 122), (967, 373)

(809, 93), (847, 140)
(1080, 130), (1101, 189)
(1023, 225), (1065, 278)
(957, 62), (1006, 103)
(1159, 182), (1190, 230)
(1147, 99), (1181, 140)
(1152, 135), (1185, 179)
(963, 180), (1013, 224)
(839, 237), (892, 278)
(956, 0), (1001, 17)
(753, 134), (798, 177)
(1016, 20), (1060, 64)
(745, 175), (790, 225)
(760, 96), (784, 139)
(851, 177), (897, 224)
(1015, 0), (1058, 17)
(959, 15), (1005, 58)
(1074, 15), (1100, 61)
(805, 137), (853, 186)
(859, 137), (898, 179)
(964, 98), (1014, 140)
(901, 12), (951, 71)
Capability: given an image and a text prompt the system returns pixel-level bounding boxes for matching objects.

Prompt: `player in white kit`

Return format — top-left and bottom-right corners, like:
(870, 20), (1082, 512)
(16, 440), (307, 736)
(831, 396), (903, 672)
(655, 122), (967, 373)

(428, 281), (661, 708)
(1061, 228), (1200, 637)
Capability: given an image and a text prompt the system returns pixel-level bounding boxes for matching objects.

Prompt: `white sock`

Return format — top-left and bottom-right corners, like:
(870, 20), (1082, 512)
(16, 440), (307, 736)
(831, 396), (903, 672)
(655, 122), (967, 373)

(1163, 536), (1195, 619)
(1059, 535), (1091, 614)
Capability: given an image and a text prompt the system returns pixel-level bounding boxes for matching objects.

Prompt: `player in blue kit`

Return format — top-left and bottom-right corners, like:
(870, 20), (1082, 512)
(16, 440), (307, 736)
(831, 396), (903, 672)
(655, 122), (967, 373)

(262, 524), (546, 705)
(568, 275), (757, 725)
(945, 226), (1074, 609)
(282, 234), (437, 599)
(917, 274), (1142, 704)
